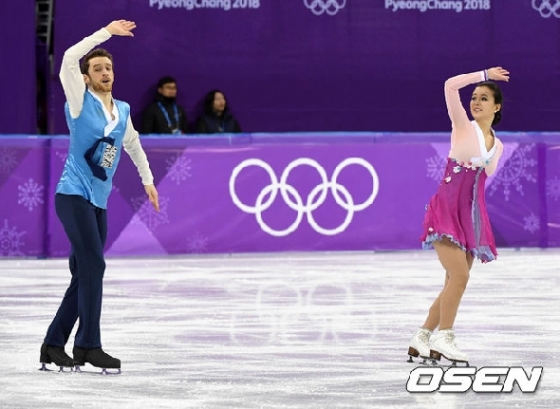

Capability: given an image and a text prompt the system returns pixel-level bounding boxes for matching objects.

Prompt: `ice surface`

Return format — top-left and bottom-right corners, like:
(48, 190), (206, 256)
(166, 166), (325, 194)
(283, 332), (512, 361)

(0, 249), (558, 408)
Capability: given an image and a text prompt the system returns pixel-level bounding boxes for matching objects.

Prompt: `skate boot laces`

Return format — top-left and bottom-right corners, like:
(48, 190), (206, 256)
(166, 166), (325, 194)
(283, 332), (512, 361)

(408, 328), (433, 363)
(444, 331), (461, 352)
(418, 329), (431, 345)
(430, 329), (469, 363)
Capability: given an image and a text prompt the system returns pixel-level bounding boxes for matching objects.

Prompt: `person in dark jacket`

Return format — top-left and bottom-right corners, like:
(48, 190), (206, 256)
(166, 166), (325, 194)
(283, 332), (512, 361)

(195, 89), (241, 134)
(142, 76), (188, 134)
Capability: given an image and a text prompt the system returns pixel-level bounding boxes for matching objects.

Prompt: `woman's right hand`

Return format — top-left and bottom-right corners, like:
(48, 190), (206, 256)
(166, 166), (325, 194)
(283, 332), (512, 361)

(487, 67), (510, 82)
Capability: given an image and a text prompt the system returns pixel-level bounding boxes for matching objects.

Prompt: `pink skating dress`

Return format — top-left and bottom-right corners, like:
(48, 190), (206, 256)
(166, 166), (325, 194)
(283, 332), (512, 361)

(421, 71), (504, 263)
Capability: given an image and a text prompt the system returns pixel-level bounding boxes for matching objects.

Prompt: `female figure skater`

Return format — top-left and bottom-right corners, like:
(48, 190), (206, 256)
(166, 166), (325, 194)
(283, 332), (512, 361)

(408, 67), (510, 365)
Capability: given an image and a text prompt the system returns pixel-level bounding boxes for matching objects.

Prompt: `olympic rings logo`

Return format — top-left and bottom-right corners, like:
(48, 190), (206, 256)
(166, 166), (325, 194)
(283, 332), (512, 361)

(229, 157), (379, 237)
(303, 0), (347, 16)
(532, 0), (560, 17)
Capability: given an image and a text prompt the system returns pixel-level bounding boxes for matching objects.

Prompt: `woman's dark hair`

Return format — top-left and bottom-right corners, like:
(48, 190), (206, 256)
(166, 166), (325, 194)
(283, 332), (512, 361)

(203, 89), (228, 115)
(476, 81), (504, 126)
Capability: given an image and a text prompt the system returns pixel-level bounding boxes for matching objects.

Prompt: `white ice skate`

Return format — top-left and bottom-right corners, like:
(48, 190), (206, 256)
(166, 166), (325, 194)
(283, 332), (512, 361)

(407, 328), (432, 363)
(429, 329), (469, 366)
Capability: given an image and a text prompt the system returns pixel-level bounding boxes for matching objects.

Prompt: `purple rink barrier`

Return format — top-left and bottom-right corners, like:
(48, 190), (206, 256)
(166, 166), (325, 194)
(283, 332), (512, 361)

(0, 132), (559, 257)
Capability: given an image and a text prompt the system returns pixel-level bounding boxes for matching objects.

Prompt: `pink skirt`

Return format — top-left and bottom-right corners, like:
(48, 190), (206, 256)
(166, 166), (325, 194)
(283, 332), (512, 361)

(421, 158), (497, 263)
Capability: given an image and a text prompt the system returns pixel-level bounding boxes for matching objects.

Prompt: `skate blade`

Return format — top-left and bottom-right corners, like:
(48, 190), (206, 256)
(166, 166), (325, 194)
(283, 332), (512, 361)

(439, 355), (469, 367)
(429, 349), (469, 367)
(428, 359), (470, 368)
(444, 360), (469, 367)
(38, 363), (73, 373)
(407, 355), (430, 365)
(74, 366), (121, 375)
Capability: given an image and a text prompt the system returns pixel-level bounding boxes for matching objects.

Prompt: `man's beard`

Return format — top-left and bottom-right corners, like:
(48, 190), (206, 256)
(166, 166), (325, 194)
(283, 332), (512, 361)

(91, 82), (112, 93)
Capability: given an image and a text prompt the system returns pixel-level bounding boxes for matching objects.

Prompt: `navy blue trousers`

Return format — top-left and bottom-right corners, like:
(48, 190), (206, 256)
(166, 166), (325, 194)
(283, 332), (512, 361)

(44, 194), (107, 349)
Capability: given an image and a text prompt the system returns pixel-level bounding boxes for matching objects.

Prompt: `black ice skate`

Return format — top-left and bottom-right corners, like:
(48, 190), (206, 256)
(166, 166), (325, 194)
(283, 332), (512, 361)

(73, 346), (121, 375)
(39, 343), (74, 372)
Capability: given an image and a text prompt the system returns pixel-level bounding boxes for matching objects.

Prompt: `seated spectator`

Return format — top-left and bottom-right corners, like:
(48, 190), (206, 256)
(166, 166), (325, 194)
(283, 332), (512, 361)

(195, 90), (241, 134)
(142, 76), (188, 134)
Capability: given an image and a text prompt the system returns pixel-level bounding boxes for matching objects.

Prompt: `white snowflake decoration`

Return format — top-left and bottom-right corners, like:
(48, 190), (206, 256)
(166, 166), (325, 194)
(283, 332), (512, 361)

(186, 231), (209, 253)
(546, 176), (560, 201)
(55, 151), (68, 163)
(131, 195), (170, 231)
(488, 144), (537, 201)
(425, 155), (447, 182)
(0, 219), (26, 256)
(523, 213), (540, 234)
(18, 178), (44, 211)
(0, 148), (18, 173)
(166, 155), (192, 185)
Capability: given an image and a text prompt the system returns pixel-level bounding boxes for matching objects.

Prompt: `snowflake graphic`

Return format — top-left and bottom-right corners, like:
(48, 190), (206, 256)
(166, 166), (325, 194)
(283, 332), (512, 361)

(186, 231), (209, 253)
(488, 144), (537, 201)
(0, 148), (18, 173)
(55, 151), (68, 163)
(425, 155), (447, 182)
(523, 213), (540, 234)
(546, 176), (560, 201)
(0, 219), (26, 256)
(166, 155), (192, 185)
(18, 178), (44, 211)
(131, 195), (170, 231)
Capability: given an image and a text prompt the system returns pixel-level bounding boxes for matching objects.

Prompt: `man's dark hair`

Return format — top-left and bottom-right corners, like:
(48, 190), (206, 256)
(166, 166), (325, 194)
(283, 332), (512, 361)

(80, 48), (113, 75)
(157, 76), (177, 88)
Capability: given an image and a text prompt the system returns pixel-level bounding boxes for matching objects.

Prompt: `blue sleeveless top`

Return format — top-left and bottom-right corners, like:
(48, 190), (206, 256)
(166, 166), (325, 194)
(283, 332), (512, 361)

(56, 91), (129, 209)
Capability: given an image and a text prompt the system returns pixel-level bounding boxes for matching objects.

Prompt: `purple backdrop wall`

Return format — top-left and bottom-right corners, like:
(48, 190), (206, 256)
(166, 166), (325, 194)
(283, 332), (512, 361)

(48, 0), (560, 135)
(0, 1), (36, 134)
(0, 132), (559, 258)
